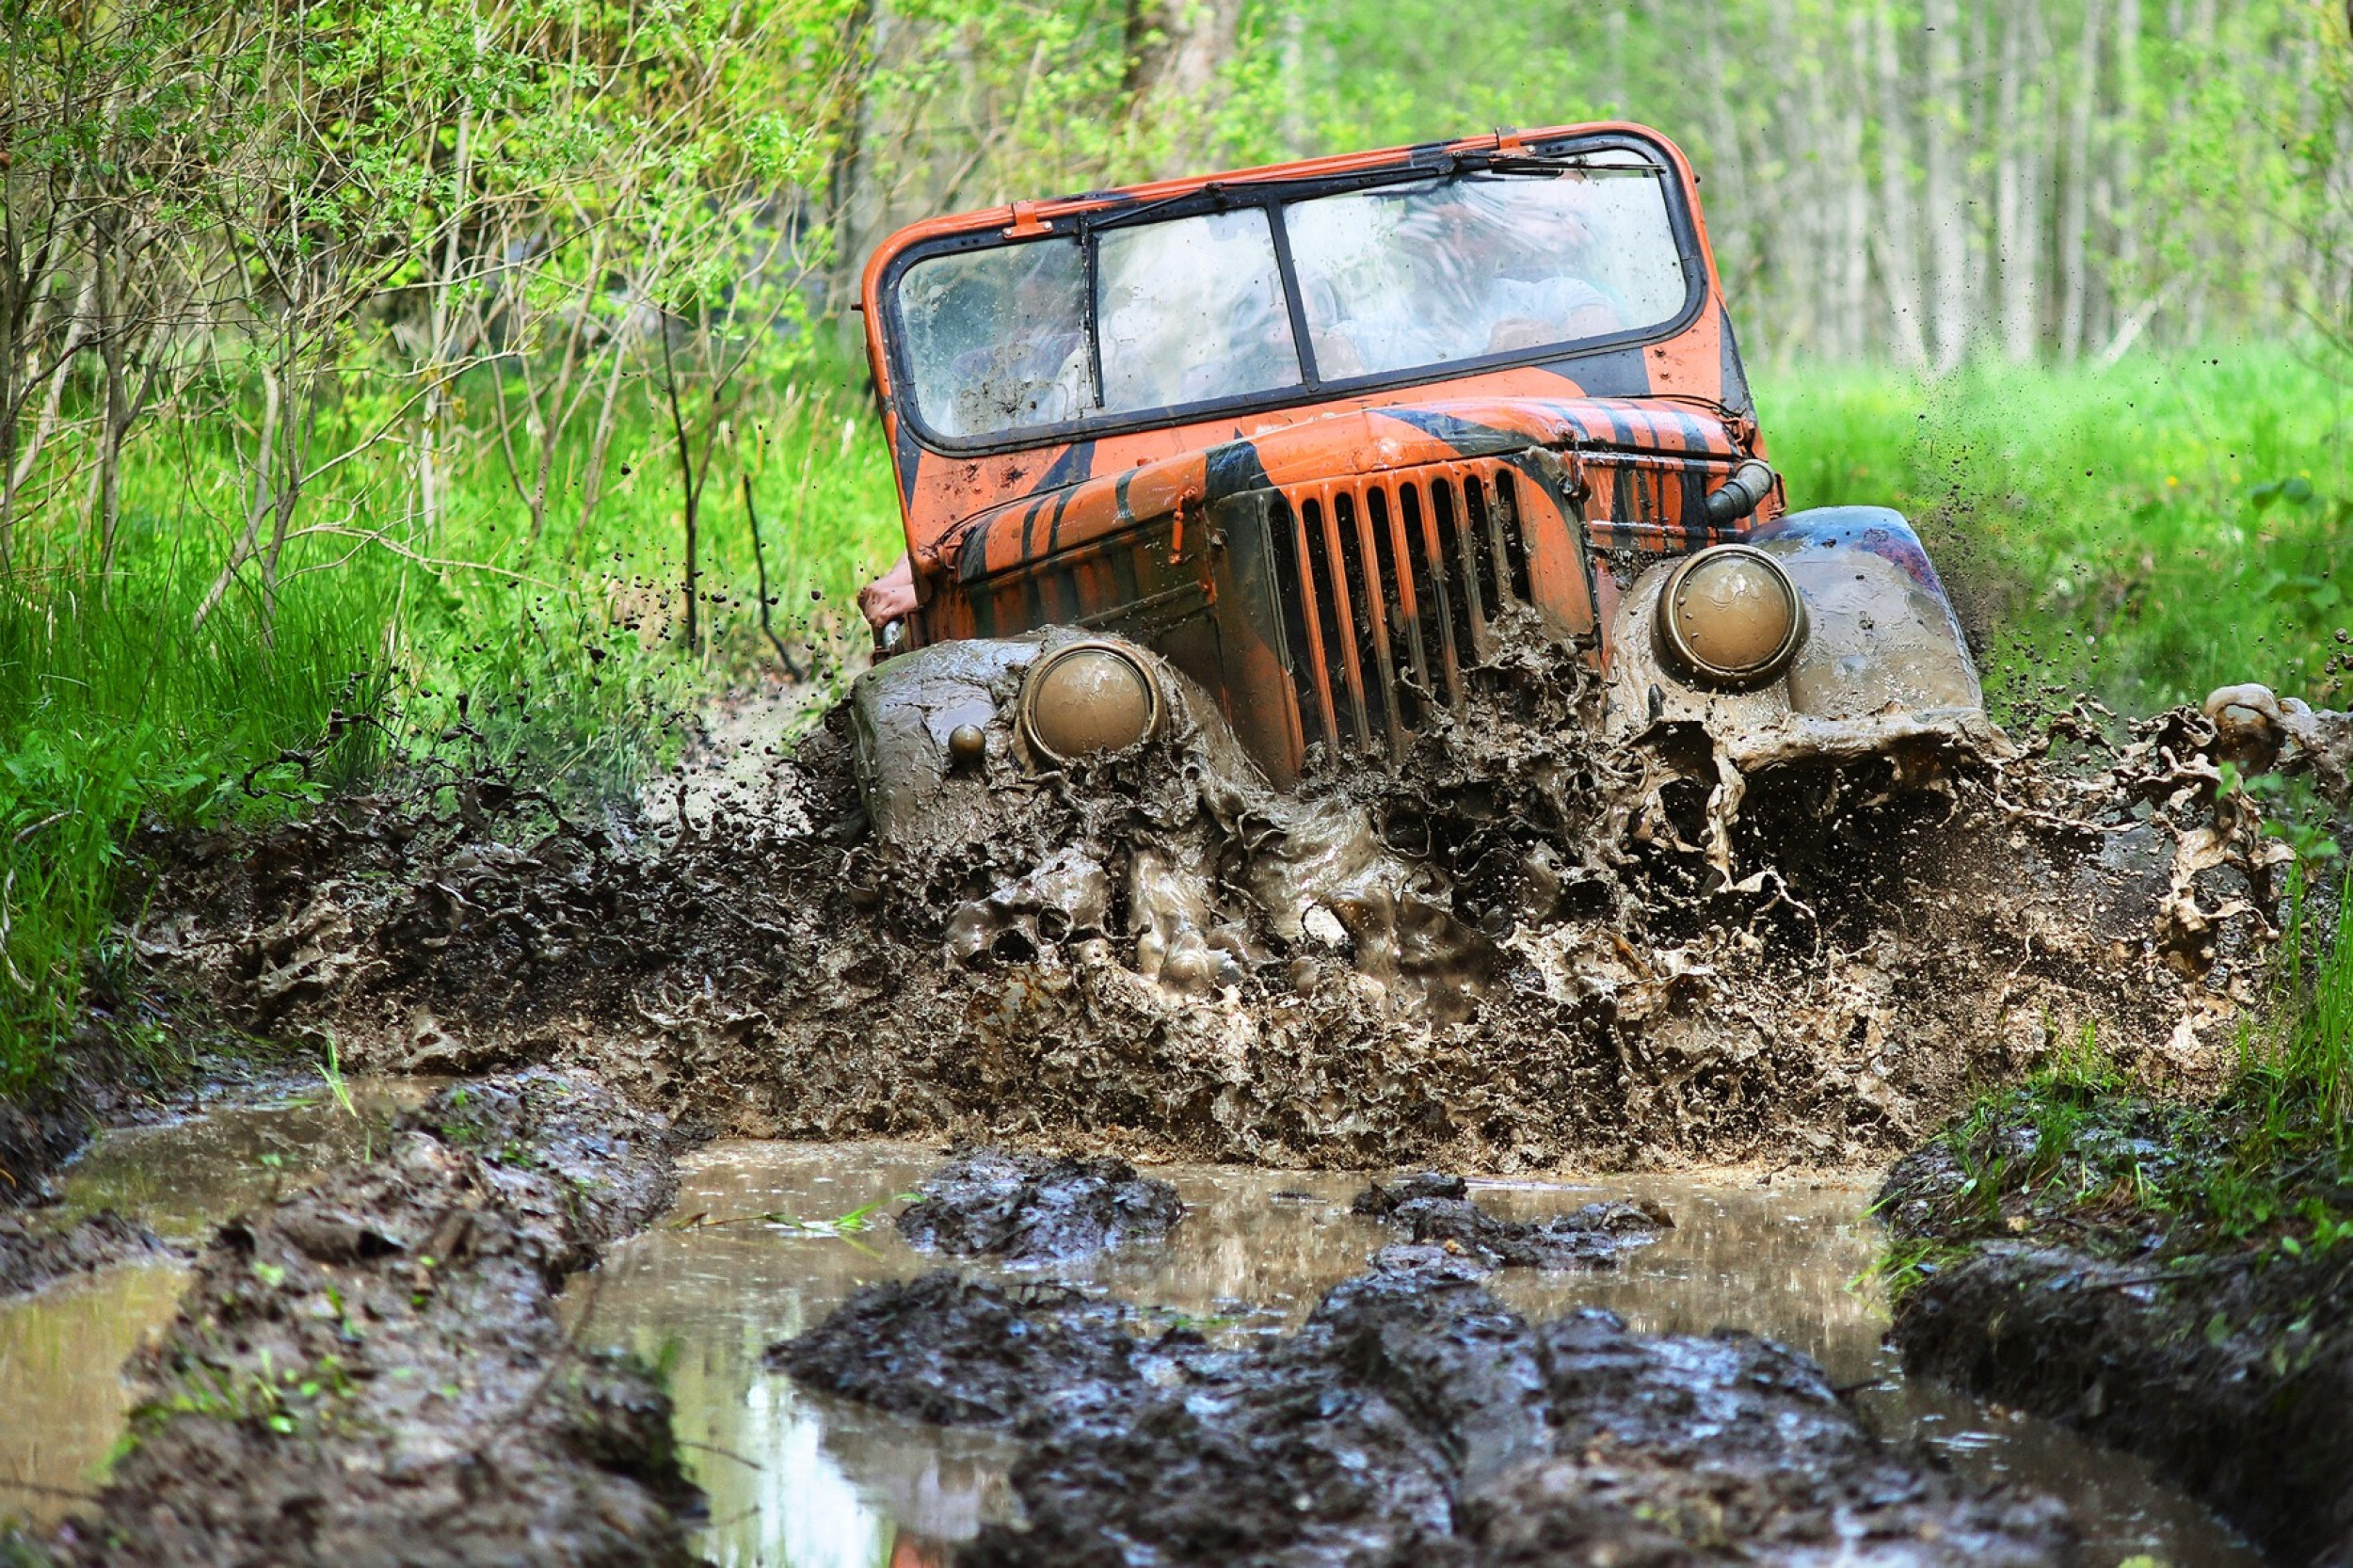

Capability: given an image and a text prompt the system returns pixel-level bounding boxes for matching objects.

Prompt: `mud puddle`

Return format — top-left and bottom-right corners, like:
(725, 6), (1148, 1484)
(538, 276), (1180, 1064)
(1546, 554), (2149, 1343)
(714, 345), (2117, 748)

(565, 1140), (2259, 1568)
(0, 1076), (440, 1530)
(48, 1075), (443, 1242)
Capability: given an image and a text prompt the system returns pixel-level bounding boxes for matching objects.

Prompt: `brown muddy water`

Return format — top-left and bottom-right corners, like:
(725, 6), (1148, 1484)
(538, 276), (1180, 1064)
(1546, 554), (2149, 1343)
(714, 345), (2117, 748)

(0, 1078), (440, 1527)
(2, 1095), (2263, 1567)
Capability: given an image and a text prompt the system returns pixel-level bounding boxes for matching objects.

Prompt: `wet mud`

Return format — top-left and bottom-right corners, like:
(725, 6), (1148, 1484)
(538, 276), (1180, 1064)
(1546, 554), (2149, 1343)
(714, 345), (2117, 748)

(0, 1211), (173, 1298)
(776, 1248), (2074, 1566)
(897, 1148), (1183, 1261)
(1350, 1172), (1671, 1270)
(114, 645), (2298, 1176)
(45, 1070), (703, 1567)
(1882, 1142), (2353, 1567)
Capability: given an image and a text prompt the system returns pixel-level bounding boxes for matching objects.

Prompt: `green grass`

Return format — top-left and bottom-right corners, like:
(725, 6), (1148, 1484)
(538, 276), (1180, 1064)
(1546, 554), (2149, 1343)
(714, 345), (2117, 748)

(7, 341), (2352, 1096)
(1762, 347), (2353, 717)
(1881, 868), (2353, 1294)
(0, 358), (903, 1093)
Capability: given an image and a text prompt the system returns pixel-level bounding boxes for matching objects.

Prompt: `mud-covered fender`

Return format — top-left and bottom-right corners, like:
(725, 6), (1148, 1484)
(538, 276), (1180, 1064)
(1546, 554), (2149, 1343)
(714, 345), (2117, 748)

(848, 635), (1040, 854)
(848, 628), (1268, 856)
(1604, 505), (2005, 770)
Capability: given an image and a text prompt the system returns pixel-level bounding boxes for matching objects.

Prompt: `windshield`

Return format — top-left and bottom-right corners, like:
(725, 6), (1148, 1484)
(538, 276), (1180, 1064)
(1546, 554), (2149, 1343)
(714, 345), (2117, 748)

(1285, 171), (1687, 377)
(890, 155), (1693, 444)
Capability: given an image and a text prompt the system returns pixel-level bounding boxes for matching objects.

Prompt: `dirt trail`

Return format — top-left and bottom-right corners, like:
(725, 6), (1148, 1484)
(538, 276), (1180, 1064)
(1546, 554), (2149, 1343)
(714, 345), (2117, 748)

(119, 646), (2283, 1173)
(47, 1070), (702, 1567)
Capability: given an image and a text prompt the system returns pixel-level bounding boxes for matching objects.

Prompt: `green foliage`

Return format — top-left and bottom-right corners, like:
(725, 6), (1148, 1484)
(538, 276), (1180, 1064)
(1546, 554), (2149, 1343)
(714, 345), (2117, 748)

(1900, 871), (2353, 1273)
(1761, 348), (2353, 716)
(0, 368), (898, 1094)
(128, 1345), (360, 1440)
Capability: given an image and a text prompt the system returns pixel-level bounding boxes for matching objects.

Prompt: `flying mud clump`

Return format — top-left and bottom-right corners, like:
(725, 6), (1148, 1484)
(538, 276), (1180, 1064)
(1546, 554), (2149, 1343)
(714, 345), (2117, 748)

(119, 650), (2335, 1172)
(772, 1249), (2073, 1566)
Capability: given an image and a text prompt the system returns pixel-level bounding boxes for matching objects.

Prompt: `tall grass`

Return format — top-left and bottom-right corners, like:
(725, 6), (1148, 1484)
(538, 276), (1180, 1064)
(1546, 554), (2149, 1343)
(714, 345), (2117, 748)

(1762, 347), (2353, 717)
(8, 342), (2351, 1094)
(1897, 870), (2353, 1270)
(0, 361), (903, 1093)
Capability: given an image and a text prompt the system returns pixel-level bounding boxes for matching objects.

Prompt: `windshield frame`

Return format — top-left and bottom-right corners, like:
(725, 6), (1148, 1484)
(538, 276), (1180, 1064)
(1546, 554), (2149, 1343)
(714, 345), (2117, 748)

(878, 129), (1710, 457)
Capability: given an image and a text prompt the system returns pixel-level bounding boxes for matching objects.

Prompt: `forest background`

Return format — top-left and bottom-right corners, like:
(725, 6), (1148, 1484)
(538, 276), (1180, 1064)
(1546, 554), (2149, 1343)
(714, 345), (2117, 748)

(1, 0), (2349, 1082)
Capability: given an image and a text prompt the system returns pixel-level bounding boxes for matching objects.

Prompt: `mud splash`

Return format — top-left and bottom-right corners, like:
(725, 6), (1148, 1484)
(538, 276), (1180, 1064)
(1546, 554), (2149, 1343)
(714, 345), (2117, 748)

(119, 644), (2295, 1172)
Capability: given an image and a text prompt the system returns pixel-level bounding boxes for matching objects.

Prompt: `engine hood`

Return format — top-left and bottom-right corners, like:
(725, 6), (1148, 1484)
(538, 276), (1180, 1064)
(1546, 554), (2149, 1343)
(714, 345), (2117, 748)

(932, 394), (1747, 589)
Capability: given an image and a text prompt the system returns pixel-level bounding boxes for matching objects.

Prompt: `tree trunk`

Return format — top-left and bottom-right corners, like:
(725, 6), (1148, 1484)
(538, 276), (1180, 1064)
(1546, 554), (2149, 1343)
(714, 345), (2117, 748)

(1924, 0), (1969, 372)
(2059, 0), (2106, 361)
(1875, 0), (1929, 369)
(2106, 0), (2143, 348)
(1996, 0), (2039, 360)
(1842, 12), (1875, 360)
(1128, 0), (1243, 177)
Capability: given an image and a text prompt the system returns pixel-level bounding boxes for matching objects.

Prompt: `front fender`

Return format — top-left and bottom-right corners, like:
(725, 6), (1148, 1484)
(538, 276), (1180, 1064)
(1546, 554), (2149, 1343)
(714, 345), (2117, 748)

(848, 629), (1269, 856)
(1604, 506), (2007, 770)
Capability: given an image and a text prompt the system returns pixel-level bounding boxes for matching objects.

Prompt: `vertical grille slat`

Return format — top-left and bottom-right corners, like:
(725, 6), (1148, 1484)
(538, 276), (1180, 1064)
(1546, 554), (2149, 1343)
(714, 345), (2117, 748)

(1432, 479), (1484, 670)
(1496, 472), (1534, 603)
(1274, 494), (1342, 755)
(1366, 487), (1424, 735)
(1267, 458), (1543, 770)
(1334, 490), (1399, 753)
(1402, 482), (1461, 708)
(1301, 494), (1367, 753)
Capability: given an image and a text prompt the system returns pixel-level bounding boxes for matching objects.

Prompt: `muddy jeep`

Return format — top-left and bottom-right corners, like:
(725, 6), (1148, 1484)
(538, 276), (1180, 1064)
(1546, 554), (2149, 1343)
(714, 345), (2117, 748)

(847, 122), (1996, 984)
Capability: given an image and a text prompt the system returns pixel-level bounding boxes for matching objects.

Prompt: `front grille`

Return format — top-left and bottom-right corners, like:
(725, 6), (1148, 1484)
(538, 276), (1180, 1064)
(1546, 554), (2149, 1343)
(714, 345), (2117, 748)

(1266, 461), (1535, 761)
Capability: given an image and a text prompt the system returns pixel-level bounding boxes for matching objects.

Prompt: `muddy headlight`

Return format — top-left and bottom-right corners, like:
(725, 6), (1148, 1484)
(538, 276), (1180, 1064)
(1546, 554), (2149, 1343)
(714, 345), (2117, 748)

(1018, 641), (1163, 762)
(1654, 544), (1807, 687)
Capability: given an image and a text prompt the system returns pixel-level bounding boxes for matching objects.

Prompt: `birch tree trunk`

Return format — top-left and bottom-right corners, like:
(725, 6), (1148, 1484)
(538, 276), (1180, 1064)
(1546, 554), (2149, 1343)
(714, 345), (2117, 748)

(2107, 0), (2143, 340)
(1874, 0), (1929, 369)
(2059, 0), (2107, 361)
(1923, 0), (1969, 372)
(1995, 0), (2039, 360)
(1841, 12), (1875, 360)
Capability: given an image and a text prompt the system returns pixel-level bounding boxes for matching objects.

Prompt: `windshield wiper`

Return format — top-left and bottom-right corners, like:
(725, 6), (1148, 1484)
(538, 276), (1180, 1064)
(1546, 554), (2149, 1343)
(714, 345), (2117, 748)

(1457, 152), (1660, 178)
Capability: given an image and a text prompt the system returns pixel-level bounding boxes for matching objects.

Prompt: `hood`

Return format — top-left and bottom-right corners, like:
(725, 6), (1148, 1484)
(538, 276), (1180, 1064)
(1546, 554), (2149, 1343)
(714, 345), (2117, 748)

(930, 395), (1745, 588)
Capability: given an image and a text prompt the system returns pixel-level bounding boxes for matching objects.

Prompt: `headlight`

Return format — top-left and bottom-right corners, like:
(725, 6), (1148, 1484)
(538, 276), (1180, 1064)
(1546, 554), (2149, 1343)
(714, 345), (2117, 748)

(1018, 641), (1163, 761)
(1653, 544), (1806, 687)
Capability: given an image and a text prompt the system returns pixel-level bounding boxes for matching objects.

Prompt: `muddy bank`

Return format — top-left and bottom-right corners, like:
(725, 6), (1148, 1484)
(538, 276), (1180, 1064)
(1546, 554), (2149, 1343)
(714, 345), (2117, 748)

(1351, 1172), (1670, 1269)
(0, 1210), (173, 1297)
(897, 1148), (1183, 1260)
(1882, 1127), (2353, 1565)
(114, 650), (2283, 1172)
(776, 1251), (2074, 1565)
(46, 1070), (703, 1566)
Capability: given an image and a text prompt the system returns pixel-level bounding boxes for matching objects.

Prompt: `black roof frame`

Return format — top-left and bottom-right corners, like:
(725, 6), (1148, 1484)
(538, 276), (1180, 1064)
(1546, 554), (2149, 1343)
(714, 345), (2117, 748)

(879, 128), (1711, 458)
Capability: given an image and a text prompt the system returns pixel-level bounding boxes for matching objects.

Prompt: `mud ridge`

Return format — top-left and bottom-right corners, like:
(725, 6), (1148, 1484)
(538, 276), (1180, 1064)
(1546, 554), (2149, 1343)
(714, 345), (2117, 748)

(1349, 1172), (1671, 1270)
(119, 655), (2292, 1172)
(49, 1069), (704, 1567)
(0, 1209), (176, 1297)
(896, 1148), (1183, 1260)
(775, 1253), (2075, 1565)
(1882, 1145), (2353, 1566)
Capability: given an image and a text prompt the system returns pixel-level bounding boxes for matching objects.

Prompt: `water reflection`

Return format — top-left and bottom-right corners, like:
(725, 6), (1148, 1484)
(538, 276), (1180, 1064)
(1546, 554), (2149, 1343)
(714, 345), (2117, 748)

(0, 1075), (441, 1530)
(0, 1262), (187, 1528)
(55, 1077), (440, 1242)
(567, 1144), (2260, 1568)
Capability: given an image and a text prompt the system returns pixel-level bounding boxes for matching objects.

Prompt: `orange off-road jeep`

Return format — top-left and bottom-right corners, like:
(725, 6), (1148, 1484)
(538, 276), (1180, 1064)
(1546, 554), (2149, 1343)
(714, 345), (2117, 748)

(847, 122), (1996, 866)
